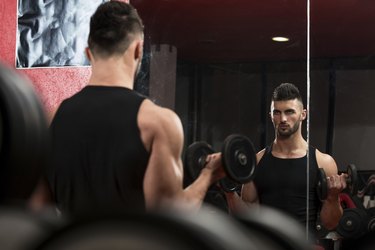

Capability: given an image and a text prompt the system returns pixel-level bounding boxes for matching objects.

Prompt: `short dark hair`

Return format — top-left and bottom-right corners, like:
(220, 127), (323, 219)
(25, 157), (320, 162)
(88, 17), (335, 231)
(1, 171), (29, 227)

(272, 83), (303, 103)
(88, 1), (144, 58)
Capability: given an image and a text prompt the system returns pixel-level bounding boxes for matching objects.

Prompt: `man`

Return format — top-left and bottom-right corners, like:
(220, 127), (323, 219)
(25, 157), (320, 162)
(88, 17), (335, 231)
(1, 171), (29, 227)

(225, 83), (346, 231)
(43, 1), (225, 215)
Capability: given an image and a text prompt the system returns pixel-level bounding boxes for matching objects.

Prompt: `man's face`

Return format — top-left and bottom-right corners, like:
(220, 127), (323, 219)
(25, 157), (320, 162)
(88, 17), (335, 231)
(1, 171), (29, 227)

(270, 99), (306, 138)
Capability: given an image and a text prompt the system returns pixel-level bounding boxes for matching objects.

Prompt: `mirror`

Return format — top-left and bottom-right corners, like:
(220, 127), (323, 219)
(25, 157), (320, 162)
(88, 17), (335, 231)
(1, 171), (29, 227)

(310, 2), (375, 171)
(132, 0), (312, 236)
(310, 0), (375, 245)
(132, 0), (308, 149)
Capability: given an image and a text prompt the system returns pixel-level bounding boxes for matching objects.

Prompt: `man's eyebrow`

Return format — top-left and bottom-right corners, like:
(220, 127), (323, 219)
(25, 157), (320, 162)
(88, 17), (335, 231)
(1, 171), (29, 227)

(285, 109), (296, 112)
(272, 108), (296, 113)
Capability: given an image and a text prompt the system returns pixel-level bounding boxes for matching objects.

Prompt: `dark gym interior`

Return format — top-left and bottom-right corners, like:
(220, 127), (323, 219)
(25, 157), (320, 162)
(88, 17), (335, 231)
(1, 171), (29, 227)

(1, 0), (375, 249)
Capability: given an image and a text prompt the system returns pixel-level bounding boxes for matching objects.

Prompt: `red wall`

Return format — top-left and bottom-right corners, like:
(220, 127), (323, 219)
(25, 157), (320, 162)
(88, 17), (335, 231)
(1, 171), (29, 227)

(0, 1), (129, 122)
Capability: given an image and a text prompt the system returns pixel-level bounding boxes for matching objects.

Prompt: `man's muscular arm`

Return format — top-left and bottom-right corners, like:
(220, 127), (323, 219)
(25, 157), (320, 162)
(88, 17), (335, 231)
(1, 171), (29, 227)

(317, 150), (347, 230)
(139, 100), (225, 211)
(225, 181), (260, 214)
(224, 150), (264, 214)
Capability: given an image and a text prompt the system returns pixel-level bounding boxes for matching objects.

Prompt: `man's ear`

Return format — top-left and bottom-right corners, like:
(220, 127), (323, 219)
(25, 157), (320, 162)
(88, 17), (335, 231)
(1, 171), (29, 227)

(134, 40), (144, 61)
(301, 109), (307, 120)
(85, 47), (92, 62)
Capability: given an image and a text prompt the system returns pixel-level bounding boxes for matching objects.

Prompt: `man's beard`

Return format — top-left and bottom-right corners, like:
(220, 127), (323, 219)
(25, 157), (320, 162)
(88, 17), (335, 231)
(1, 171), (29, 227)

(276, 122), (300, 137)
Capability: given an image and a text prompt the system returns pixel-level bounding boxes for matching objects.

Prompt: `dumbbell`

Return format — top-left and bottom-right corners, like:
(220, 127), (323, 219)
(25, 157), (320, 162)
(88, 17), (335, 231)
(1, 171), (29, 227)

(184, 134), (257, 192)
(317, 164), (359, 201)
(336, 208), (369, 239)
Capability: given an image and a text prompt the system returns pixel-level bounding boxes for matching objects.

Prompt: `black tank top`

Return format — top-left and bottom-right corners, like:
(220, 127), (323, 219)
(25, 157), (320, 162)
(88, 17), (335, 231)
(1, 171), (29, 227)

(48, 86), (150, 215)
(253, 144), (320, 227)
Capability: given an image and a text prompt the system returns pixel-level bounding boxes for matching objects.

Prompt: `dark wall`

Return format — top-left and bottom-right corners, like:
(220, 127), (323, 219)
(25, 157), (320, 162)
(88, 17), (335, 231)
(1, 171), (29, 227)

(176, 57), (375, 172)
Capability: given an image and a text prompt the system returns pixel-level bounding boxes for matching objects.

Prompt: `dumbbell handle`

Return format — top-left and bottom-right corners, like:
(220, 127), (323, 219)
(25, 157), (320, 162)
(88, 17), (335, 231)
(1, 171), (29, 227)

(328, 173), (350, 184)
(200, 150), (248, 170)
(198, 155), (208, 169)
(346, 176), (352, 184)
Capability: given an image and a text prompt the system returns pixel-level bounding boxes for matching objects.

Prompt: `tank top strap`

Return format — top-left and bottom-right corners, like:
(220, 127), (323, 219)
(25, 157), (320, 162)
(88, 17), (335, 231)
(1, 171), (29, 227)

(308, 145), (318, 167)
(265, 143), (273, 155)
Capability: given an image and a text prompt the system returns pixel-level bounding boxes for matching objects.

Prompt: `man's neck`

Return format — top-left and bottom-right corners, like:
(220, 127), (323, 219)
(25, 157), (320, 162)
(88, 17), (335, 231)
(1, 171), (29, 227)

(272, 134), (308, 158)
(88, 59), (135, 89)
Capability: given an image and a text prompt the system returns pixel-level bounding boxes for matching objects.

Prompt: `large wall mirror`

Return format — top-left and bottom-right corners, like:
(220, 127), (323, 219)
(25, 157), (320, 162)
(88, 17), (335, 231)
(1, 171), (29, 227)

(130, 0), (375, 244)
(310, 2), (375, 247)
(311, 2), (375, 174)
(131, 0), (313, 224)
(132, 0), (308, 150)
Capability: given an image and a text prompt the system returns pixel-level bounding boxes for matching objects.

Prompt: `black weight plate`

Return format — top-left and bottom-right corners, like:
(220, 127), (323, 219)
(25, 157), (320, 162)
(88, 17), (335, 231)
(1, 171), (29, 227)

(185, 141), (214, 180)
(221, 134), (256, 184)
(34, 206), (261, 250)
(367, 207), (375, 232)
(347, 164), (359, 196)
(235, 205), (315, 250)
(0, 63), (49, 202)
(336, 208), (368, 239)
(317, 168), (328, 201)
(368, 217), (375, 232)
(219, 178), (240, 192)
(0, 207), (64, 249)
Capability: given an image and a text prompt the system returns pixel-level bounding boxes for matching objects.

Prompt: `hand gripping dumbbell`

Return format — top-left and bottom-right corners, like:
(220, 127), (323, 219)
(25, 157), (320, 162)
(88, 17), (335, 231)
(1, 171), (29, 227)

(317, 164), (359, 201)
(184, 134), (257, 192)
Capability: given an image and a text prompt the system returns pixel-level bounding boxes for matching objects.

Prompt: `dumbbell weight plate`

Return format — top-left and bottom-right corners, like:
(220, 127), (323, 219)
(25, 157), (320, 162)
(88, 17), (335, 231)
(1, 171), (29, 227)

(185, 141), (214, 180)
(317, 168), (328, 201)
(367, 207), (375, 232)
(336, 208), (368, 239)
(221, 134), (256, 184)
(347, 164), (359, 196)
(34, 206), (261, 250)
(235, 205), (314, 250)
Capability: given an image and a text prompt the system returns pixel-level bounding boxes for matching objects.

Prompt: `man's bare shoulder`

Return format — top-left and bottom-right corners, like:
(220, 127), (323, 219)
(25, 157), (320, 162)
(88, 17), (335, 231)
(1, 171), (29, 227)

(139, 99), (181, 125)
(316, 149), (338, 176)
(138, 99), (183, 147)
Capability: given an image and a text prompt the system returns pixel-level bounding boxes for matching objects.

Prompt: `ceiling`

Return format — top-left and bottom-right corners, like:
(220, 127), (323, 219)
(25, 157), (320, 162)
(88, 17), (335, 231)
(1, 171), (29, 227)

(131, 0), (375, 63)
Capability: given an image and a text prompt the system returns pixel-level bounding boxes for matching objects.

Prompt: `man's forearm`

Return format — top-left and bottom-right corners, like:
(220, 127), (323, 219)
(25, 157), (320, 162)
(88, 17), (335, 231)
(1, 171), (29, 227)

(320, 196), (343, 230)
(181, 167), (216, 211)
(224, 191), (257, 214)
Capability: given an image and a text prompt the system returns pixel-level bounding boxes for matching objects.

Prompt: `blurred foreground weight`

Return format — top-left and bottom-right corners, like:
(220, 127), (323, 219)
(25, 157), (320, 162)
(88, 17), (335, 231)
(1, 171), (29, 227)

(317, 164), (359, 201)
(33, 205), (314, 250)
(185, 134), (256, 192)
(0, 63), (49, 203)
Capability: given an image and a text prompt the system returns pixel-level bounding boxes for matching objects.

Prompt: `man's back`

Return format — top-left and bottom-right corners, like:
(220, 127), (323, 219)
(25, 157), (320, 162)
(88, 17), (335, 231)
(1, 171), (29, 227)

(48, 86), (150, 215)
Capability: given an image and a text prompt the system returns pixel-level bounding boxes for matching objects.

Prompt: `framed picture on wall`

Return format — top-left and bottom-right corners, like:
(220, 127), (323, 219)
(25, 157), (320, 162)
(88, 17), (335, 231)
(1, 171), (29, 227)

(16, 0), (106, 68)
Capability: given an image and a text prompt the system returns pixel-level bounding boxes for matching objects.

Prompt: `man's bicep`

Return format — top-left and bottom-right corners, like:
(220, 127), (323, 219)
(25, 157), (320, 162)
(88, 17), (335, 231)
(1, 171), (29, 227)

(318, 152), (339, 176)
(241, 181), (259, 204)
(143, 110), (184, 209)
(241, 149), (264, 204)
(143, 145), (182, 206)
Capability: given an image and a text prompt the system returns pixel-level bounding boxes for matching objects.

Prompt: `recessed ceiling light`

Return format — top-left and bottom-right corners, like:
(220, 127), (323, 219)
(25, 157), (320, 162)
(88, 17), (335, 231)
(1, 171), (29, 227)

(272, 37), (289, 42)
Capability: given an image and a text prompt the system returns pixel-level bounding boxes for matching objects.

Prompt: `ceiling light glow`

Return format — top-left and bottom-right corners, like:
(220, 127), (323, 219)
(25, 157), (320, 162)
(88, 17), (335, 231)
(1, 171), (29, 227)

(272, 37), (289, 42)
